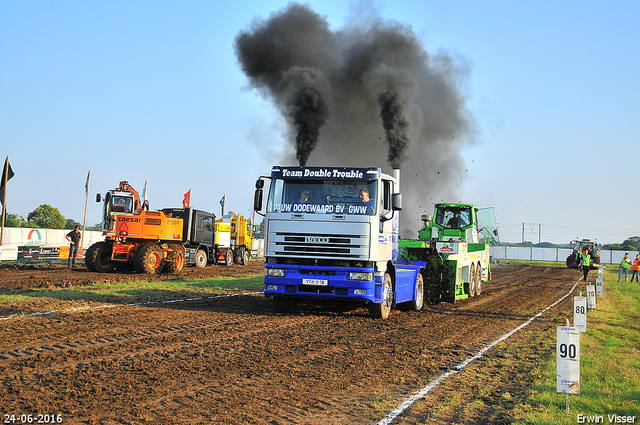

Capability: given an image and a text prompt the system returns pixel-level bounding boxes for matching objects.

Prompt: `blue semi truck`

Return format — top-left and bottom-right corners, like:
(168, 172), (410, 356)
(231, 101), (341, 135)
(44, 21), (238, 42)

(253, 166), (425, 319)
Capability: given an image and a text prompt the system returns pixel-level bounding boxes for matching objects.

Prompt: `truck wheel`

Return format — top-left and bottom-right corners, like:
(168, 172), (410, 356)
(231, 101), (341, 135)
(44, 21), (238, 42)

(409, 273), (424, 311)
(133, 244), (165, 274)
(164, 244), (185, 273)
(225, 250), (233, 266)
(369, 273), (392, 319)
(475, 262), (482, 296)
(241, 249), (250, 265)
(85, 242), (115, 273)
(195, 249), (207, 268)
(466, 264), (476, 297)
(273, 297), (297, 314)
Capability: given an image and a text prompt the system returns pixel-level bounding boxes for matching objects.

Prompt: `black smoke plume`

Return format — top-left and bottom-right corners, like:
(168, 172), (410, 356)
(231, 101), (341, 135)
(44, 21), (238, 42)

(235, 3), (475, 234)
(292, 87), (328, 166)
(379, 89), (410, 169)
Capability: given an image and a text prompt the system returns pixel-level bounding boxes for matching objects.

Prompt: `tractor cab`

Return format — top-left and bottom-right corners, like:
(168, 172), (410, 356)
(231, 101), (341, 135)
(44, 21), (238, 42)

(96, 181), (142, 233)
(418, 203), (499, 244)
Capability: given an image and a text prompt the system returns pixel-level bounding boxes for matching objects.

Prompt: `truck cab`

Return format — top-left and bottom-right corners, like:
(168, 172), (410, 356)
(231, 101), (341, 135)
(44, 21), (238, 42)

(254, 166), (423, 319)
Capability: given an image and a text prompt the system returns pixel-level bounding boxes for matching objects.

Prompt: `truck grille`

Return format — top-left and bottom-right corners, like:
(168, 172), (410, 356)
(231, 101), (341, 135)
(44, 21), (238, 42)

(271, 232), (369, 259)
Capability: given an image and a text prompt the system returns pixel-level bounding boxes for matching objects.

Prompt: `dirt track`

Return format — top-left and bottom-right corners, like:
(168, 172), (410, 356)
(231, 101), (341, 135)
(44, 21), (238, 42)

(0, 262), (582, 424)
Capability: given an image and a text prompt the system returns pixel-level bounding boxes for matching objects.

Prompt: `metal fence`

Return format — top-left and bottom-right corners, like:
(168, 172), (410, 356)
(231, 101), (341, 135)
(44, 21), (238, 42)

(490, 246), (635, 265)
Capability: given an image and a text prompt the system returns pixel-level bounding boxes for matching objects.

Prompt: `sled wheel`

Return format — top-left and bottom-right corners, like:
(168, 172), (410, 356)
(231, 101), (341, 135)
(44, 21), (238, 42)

(475, 262), (482, 296)
(467, 263), (476, 297)
(409, 272), (424, 311)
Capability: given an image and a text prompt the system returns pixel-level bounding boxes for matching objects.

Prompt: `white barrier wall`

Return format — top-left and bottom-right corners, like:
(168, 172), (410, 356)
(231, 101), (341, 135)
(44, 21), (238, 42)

(1, 227), (104, 248)
(490, 246), (636, 265)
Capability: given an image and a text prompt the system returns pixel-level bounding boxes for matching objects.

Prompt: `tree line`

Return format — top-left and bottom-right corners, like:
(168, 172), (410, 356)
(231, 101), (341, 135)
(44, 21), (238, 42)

(4, 203), (265, 236)
(4, 204), (101, 231)
(503, 236), (640, 251)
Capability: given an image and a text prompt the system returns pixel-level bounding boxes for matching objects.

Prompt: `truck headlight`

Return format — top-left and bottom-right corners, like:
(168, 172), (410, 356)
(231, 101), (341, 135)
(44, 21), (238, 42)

(354, 289), (367, 295)
(266, 268), (285, 277)
(349, 272), (373, 281)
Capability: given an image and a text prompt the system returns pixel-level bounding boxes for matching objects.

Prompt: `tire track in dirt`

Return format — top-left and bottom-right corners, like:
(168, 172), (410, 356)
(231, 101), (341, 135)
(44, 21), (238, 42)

(0, 264), (581, 424)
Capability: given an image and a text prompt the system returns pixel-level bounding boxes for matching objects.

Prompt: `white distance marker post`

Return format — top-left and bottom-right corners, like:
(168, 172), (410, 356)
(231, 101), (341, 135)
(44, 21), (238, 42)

(596, 273), (603, 296)
(557, 326), (580, 414)
(574, 296), (587, 333)
(586, 284), (596, 310)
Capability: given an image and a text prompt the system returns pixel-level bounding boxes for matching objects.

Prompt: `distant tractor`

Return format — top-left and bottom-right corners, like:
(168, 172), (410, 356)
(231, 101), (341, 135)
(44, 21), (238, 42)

(566, 239), (600, 270)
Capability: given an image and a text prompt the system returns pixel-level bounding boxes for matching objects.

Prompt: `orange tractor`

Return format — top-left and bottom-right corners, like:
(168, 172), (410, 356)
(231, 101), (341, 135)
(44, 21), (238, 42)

(85, 181), (186, 274)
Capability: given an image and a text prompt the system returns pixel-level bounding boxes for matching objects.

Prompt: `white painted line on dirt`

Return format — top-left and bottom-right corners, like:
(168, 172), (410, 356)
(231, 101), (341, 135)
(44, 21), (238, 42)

(377, 280), (580, 425)
(0, 292), (261, 321)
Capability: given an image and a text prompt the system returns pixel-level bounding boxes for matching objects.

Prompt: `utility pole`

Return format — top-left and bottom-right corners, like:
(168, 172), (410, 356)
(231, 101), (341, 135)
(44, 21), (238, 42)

(523, 222), (541, 245)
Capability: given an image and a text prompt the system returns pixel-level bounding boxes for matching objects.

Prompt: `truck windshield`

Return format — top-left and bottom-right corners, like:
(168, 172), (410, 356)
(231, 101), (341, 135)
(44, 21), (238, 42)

(435, 206), (471, 229)
(267, 179), (379, 216)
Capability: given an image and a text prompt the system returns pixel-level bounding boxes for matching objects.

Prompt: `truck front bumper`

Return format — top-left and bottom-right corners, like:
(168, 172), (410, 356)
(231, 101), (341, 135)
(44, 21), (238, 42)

(263, 263), (385, 303)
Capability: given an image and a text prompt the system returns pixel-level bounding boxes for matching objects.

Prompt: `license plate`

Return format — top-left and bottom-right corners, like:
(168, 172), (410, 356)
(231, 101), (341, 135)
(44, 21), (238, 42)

(303, 278), (328, 286)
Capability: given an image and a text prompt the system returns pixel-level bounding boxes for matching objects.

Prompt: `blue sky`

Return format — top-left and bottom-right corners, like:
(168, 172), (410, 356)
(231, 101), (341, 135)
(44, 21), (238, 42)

(1, 0), (638, 244)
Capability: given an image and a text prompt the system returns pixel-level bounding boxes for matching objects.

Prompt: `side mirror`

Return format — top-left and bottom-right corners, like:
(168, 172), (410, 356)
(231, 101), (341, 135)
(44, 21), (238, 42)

(255, 179), (265, 189)
(254, 189), (263, 212)
(392, 193), (402, 211)
(96, 193), (102, 202)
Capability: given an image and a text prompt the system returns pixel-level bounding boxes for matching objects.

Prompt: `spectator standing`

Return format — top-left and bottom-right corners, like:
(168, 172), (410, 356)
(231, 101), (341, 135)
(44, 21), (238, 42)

(618, 253), (632, 282)
(65, 225), (81, 268)
(631, 254), (640, 283)
(580, 249), (591, 282)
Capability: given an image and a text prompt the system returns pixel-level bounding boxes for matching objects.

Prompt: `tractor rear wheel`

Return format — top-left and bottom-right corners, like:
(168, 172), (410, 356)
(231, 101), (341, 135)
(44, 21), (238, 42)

(164, 244), (185, 273)
(369, 273), (393, 319)
(85, 241), (115, 273)
(133, 244), (165, 274)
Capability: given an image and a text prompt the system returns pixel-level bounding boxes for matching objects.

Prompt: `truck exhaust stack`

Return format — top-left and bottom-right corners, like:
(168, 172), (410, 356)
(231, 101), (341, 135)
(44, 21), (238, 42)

(393, 168), (400, 191)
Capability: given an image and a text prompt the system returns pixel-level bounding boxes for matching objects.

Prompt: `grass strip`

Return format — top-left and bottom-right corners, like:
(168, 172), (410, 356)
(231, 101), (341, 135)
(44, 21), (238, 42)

(513, 266), (640, 424)
(0, 275), (265, 317)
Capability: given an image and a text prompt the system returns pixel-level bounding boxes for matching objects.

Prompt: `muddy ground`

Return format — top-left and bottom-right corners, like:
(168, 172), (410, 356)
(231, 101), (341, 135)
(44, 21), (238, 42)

(0, 262), (583, 424)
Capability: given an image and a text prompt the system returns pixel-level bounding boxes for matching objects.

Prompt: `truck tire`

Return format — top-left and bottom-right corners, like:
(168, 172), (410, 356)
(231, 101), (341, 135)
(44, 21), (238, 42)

(273, 297), (297, 314)
(409, 272), (424, 311)
(240, 249), (250, 265)
(225, 250), (233, 266)
(465, 264), (476, 298)
(85, 241), (115, 273)
(164, 244), (185, 273)
(195, 249), (207, 268)
(133, 243), (165, 274)
(369, 273), (392, 319)
(475, 262), (482, 296)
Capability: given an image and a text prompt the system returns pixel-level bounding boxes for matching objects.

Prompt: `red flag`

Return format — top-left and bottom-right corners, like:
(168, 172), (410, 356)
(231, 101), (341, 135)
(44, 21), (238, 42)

(182, 190), (191, 208)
